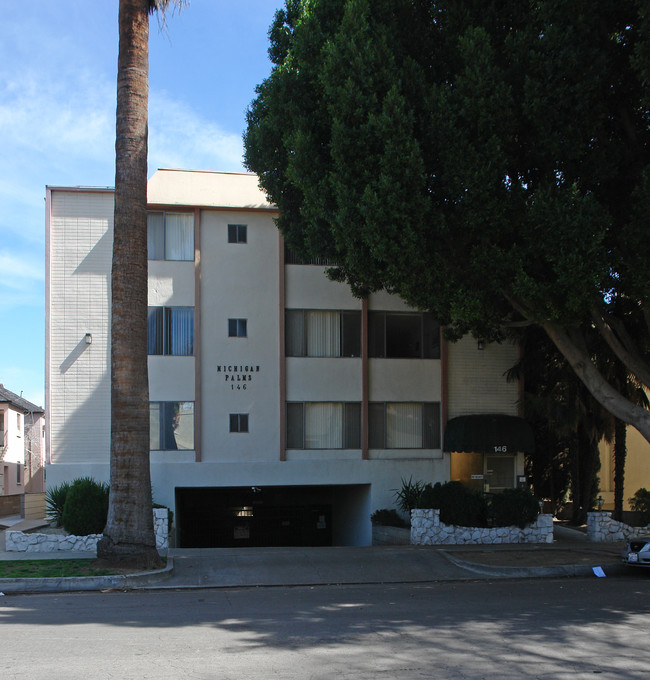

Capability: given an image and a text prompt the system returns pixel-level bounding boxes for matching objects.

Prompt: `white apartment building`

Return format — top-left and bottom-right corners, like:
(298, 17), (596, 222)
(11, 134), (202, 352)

(45, 169), (528, 547)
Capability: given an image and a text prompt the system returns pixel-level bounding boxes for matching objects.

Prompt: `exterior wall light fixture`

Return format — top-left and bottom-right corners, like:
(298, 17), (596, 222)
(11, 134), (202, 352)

(477, 339), (485, 350)
(84, 333), (92, 345)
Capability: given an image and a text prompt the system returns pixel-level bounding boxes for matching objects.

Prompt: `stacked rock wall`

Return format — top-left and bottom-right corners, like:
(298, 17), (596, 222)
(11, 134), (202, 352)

(587, 511), (650, 543)
(6, 508), (169, 552)
(411, 509), (553, 545)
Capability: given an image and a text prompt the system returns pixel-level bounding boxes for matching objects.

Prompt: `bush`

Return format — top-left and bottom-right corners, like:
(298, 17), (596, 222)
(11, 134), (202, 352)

(629, 488), (650, 525)
(45, 481), (71, 527)
(419, 481), (489, 527)
(371, 508), (408, 528)
(488, 488), (540, 529)
(61, 477), (109, 536)
(393, 477), (426, 515)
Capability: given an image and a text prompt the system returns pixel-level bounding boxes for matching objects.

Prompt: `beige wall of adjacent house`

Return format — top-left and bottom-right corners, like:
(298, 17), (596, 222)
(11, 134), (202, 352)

(599, 425), (650, 511)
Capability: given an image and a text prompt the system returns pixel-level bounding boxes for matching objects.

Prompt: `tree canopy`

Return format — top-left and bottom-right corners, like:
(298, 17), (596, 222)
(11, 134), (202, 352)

(244, 0), (650, 442)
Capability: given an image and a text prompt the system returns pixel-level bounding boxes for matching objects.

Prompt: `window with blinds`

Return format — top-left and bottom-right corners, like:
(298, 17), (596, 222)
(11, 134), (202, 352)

(148, 307), (194, 356)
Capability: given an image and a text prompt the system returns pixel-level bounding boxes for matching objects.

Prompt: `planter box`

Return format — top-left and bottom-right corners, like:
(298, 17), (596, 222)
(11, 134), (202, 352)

(410, 509), (553, 545)
(6, 508), (168, 552)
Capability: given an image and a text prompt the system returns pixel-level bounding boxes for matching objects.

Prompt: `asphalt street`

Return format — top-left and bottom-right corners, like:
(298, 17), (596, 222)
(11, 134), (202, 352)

(2, 575), (649, 680)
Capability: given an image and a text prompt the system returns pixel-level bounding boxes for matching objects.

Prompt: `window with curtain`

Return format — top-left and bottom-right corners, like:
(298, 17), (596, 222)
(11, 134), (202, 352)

(285, 310), (360, 357)
(286, 402), (361, 449)
(147, 212), (194, 261)
(148, 307), (194, 356)
(150, 401), (194, 451)
(368, 312), (440, 358)
(369, 402), (440, 449)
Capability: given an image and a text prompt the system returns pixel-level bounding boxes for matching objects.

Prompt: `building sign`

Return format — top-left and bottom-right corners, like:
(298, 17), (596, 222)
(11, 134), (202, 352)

(216, 364), (261, 390)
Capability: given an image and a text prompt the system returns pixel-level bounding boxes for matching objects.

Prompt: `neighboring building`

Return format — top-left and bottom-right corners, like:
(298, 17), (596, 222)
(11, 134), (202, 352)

(0, 384), (45, 496)
(45, 169), (529, 547)
(599, 425), (650, 511)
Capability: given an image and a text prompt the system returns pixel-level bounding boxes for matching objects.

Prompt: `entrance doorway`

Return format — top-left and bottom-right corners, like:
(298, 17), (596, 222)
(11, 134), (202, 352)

(450, 452), (516, 492)
(175, 484), (370, 548)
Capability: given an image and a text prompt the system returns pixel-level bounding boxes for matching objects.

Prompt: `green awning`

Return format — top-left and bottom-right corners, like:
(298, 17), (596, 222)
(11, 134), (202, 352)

(443, 414), (534, 454)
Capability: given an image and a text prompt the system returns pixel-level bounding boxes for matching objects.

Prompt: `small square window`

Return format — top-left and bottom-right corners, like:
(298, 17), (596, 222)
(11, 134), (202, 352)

(230, 413), (249, 433)
(228, 318), (247, 338)
(228, 224), (247, 243)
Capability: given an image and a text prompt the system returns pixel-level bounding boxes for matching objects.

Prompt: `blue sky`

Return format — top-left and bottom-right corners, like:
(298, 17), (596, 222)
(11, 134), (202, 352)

(0, 1), (284, 407)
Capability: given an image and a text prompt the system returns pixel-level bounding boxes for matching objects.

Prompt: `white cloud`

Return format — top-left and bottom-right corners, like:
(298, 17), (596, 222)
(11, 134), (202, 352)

(149, 92), (245, 173)
(0, 251), (44, 285)
(0, 70), (115, 165)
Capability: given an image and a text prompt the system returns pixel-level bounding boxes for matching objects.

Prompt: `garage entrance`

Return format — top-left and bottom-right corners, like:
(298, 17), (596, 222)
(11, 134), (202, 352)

(175, 484), (370, 548)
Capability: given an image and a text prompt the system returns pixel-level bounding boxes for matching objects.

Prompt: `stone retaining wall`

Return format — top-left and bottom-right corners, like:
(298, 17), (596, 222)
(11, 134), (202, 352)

(587, 511), (650, 543)
(411, 509), (553, 545)
(6, 508), (168, 552)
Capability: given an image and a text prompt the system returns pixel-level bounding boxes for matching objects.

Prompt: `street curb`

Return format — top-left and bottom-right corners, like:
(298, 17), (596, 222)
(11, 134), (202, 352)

(0, 558), (174, 594)
(441, 551), (629, 579)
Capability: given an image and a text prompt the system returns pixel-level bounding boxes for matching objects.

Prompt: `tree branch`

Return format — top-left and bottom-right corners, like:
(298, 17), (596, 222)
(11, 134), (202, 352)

(542, 321), (650, 442)
(591, 308), (650, 389)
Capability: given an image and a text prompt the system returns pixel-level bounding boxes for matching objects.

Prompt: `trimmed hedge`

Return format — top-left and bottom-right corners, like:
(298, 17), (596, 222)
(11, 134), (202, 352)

(419, 481), (488, 527)
(394, 478), (540, 528)
(488, 488), (540, 529)
(61, 477), (110, 536)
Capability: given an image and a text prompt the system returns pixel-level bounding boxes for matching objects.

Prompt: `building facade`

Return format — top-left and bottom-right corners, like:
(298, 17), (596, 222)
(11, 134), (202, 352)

(0, 385), (45, 496)
(45, 169), (525, 546)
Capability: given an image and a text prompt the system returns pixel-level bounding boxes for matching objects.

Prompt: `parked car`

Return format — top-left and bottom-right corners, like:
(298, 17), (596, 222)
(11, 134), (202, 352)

(622, 536), (650, 568)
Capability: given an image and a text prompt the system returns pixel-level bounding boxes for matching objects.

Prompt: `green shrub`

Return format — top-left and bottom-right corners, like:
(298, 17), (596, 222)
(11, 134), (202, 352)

(393, 477), (426, 515)
(61, 477), (110, 536)
(488, 488), (540, 529)
(371, 508), (408, 528)
(419, 481), (489, 527)
(45, 481), (71, 527)
(629, 488), (650, 525)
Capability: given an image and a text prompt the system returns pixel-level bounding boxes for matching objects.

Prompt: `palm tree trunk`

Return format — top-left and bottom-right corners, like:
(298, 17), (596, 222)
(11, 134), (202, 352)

(97, 0), (161, 568)
(613, 418), (627, 522)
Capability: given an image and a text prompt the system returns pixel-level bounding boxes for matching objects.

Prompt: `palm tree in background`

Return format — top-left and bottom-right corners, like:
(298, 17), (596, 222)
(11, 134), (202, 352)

(97, 0), (185, 567)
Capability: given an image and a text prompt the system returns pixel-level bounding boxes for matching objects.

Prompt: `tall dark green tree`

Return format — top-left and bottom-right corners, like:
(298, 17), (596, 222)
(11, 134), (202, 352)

(511, 325), (607, 523)
(244, 0), (650, 443)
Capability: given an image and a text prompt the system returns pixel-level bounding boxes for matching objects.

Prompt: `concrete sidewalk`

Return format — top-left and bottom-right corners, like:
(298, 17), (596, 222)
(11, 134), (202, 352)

(0, 523), (628, 594)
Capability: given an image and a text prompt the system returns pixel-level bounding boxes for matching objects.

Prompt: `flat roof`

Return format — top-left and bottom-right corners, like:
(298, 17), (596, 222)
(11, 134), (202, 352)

(48, 169), (277, 211)
(147, 168), (275, 210)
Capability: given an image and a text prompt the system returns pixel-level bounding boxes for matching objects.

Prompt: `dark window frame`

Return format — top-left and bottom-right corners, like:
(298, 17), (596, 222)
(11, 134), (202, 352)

(228, 224), (248, 244)
(368, 311), (440, 359)
(230, 413), (249, 433)
(228, 318), (248, 338)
